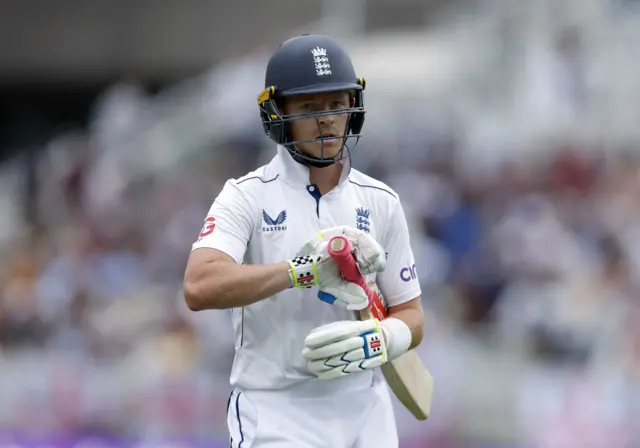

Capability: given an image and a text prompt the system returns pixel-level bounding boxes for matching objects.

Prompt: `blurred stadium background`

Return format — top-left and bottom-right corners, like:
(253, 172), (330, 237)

(1, 0), (640, 446)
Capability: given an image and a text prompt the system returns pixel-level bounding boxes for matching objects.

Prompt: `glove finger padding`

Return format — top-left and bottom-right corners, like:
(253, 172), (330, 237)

(304, 320), (378, 349)
(302, 336), (365, 360)
(340, 227), (387, 275)
(307, 347), (365, 370)
(319, 281), (369, 311)
(297, 226), (386, 275)
(303, 319), (388, 380)
(297, 226), (349, 256)
(314, 357), (386, 380)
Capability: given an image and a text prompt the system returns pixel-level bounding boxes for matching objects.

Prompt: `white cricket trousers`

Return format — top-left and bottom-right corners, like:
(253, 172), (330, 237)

(226, 374), (399, 448)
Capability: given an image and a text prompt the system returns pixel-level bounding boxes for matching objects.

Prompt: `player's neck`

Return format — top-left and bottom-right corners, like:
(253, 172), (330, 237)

(309, 162), (342, 195)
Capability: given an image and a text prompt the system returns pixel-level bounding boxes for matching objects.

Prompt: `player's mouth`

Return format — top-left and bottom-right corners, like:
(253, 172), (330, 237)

(314, 134), (340, 142)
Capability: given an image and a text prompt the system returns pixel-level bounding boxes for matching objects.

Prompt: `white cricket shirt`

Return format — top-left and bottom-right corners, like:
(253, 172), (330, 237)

(192, 146), (421, 393)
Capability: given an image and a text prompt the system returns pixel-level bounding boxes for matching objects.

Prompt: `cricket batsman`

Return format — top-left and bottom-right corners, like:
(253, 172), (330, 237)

(183, 34), (424, 447)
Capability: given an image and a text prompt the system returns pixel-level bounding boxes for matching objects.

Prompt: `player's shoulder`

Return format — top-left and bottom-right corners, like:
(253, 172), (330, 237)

(348, 169), (399, 202)
(228, 163), (279, 192)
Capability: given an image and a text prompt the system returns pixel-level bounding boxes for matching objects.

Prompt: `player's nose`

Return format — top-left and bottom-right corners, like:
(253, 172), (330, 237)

(318, 114), (335, 127)
(317, 109), (336, 126)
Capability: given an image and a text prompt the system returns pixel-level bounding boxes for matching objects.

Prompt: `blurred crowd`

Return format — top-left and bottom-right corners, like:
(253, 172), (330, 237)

(2, 8), (640, 448)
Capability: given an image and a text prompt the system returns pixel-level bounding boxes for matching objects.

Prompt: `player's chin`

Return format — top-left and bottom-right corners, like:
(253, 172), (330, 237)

(312, 138), (343, 159)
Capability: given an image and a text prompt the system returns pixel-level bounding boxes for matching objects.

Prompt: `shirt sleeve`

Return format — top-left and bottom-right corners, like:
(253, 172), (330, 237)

(191, 180), (254, 264)
(376, 198), (422, 307)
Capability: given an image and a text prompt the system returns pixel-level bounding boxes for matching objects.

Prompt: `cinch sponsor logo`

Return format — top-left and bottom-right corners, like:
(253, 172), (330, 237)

(400, 264), (417, 282)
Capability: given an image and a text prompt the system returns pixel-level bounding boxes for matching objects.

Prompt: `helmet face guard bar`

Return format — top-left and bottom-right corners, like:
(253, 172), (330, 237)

(257, 81), (366, 167)
(285, 135), (360, 168)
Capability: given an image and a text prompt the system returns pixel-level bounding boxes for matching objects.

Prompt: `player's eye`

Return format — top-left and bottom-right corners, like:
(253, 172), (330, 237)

(331, 101), (345, 109)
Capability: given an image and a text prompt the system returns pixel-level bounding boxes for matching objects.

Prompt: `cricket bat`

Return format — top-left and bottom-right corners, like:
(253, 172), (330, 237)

(327, 235), (434, 421)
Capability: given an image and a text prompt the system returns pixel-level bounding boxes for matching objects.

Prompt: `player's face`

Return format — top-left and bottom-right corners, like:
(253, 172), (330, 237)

(283, 91), (353, 159)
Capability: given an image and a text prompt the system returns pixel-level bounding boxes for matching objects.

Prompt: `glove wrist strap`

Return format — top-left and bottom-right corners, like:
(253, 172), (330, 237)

(287, 256), (318, 288)
(380, 317), (412, 361)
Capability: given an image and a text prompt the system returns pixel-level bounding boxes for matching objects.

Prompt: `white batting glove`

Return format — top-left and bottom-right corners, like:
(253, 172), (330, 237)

(297, 226), (387, 275)
(287, 244), (369, 311)
(302, 319), (388, 380)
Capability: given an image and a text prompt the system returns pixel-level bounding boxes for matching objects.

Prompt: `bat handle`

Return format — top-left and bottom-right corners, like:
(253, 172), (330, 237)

(327, 236), (366, 288)
(328, 236), (387, 320)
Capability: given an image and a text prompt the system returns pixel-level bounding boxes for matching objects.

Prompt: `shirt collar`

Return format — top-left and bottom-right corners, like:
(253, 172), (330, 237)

(274, 145), (352, 189)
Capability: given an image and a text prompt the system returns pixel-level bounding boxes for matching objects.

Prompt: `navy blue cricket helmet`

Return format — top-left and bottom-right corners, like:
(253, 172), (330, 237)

(257, 34), (366, 167)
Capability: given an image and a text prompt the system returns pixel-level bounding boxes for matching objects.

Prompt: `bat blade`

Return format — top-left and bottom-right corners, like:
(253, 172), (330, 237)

(327, 235), (433, 420)
(380, 352), (433, 420)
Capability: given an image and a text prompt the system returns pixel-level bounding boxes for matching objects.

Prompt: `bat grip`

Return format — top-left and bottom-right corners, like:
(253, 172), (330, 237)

(327, 236), (366, 287)
(328, 236), (387, 320)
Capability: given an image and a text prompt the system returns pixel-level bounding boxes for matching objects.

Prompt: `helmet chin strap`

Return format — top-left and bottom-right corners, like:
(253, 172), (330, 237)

(285, 144), (341, 168)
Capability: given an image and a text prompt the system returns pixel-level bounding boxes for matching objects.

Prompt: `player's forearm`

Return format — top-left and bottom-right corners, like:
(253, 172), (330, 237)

(387, 304), (424, 350)
(184, 261), (291, 310)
